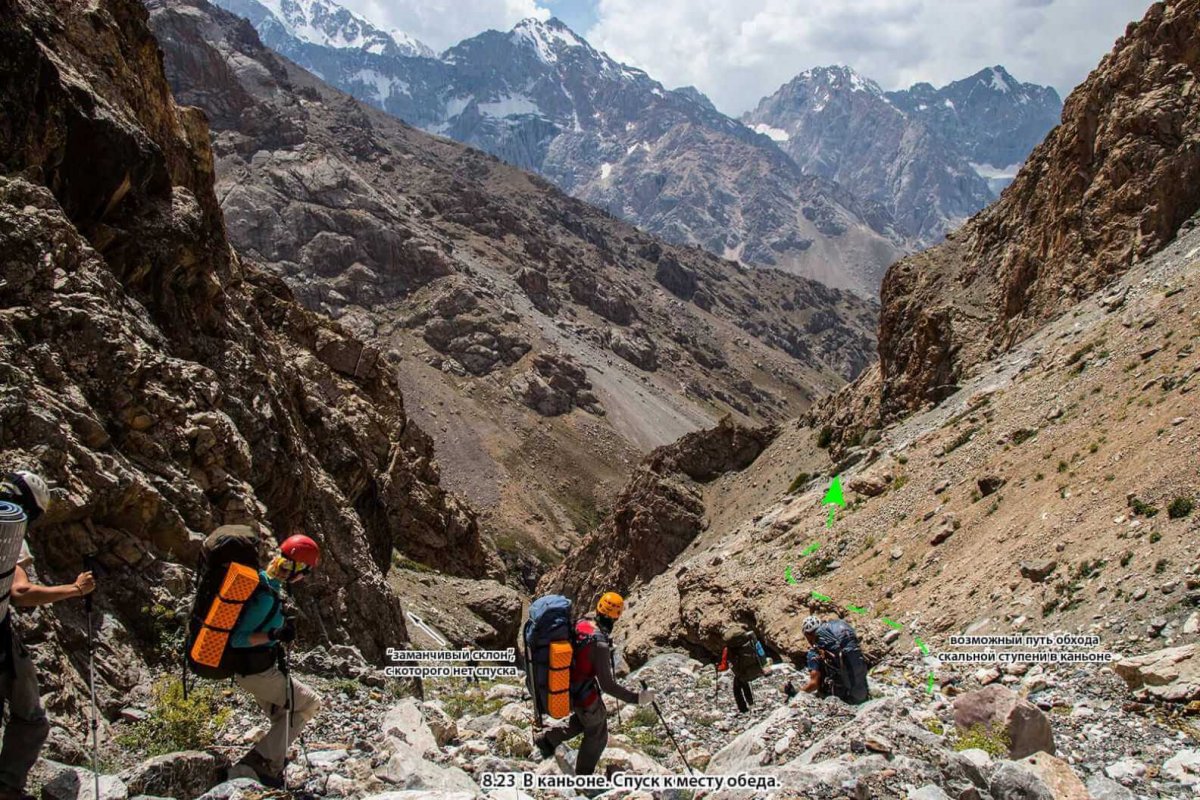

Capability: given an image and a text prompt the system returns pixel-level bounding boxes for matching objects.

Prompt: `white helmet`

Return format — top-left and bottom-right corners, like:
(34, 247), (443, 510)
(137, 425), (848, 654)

(802, 615), (822, 634)
(12, 470), (52, 515)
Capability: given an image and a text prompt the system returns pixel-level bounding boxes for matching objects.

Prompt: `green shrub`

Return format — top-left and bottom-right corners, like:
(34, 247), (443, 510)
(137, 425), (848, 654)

(1168, 497), (1194, 519)
(923, 717), (945, 736)
(944, 427), (979, 455)
(1155, 558), (1169, 575)
(1129, 497), (1159, 518)
(816, 426), (833, 449)
(952, 724), (1011, 757)
(787, 472), (812, 494)
(116, 678), (229, 757)
(1149, 531), (1162, 544)
(1120, 550), (1134, 567)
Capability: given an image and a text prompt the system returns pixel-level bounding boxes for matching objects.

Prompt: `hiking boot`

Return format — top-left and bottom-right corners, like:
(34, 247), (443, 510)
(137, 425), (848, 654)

(231, 749), (285, 789)
(533, 734), (556, 760)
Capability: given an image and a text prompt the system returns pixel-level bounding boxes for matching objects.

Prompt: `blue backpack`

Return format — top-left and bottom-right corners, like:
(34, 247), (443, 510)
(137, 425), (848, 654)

(523, 595), (574, 724)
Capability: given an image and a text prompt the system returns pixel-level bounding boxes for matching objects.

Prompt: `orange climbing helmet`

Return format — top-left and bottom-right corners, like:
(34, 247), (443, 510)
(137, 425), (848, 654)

(596, 591), (625, 620)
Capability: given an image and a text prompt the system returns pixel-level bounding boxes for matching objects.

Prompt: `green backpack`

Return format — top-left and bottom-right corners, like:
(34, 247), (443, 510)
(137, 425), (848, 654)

(726, 629), (766, 681)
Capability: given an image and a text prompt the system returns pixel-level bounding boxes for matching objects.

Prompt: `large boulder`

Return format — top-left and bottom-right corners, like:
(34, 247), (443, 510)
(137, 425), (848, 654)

(989, 752), (1089, 800)
(508, 352), (603, 417)
(952, 685), (1054, 759)
(41, 764), (129, 800)
(1162, 749), (1200, 786)
(381, 699), (439, 757)
(121, 751), (227, 800)
(1112, 645), (1200, 702)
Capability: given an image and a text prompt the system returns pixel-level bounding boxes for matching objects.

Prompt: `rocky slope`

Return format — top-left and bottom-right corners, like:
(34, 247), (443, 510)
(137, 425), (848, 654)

(742, 65), (1061, 243)
(209, 1), (909, 297)
(147, 0), (879, 588)
(0, 0), (509, 748)
(35, 647), (1200, 798)
(832, 0), (1200, 427)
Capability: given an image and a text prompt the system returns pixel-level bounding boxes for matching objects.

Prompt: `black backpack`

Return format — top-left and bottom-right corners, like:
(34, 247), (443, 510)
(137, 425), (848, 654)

(726, 629), (766, 681)
(183, 526), (267, 685)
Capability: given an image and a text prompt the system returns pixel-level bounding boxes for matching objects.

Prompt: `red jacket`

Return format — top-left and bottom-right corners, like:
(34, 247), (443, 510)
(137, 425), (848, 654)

(718, 647), (730, 672)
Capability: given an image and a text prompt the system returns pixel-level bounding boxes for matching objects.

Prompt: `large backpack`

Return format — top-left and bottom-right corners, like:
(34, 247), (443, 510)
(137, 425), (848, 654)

(522, 595), (575, 725)
(726, 629), (766, 682)
(183, 526), (266, 684)
(814, 620), (869, 704)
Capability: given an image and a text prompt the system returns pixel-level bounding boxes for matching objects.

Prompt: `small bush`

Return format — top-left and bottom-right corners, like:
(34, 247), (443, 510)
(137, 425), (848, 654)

(1129, 497), (1160, 518)
(952, 723), (1011, 757)
(1168, 497), (1194, 520)
(1011, 429), (1037, 445)
(923, 717), (945, 736)
(1149, 531), (1162, 544)
(787, 472), (812, 494)
(1155, 558), (1169, 575)
(1120, 550), (1134, 567)
(1057, 461), (1069, 474)
(116, 678), (229, 757)
(816, 426), (834, 449)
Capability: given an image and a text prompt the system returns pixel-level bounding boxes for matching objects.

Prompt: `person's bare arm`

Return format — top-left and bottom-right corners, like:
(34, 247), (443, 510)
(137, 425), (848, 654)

(10, 565), (94, 607)
(802, 668), (822, 693)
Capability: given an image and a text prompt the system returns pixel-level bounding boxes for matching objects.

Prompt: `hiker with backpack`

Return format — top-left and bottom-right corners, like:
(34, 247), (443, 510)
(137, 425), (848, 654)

(0, 471), (94, 800)
(799, 615), (870, 705)
(525, 591), (655, 776)
(185, 526), (322, 788)
(716, 625), (768, 713)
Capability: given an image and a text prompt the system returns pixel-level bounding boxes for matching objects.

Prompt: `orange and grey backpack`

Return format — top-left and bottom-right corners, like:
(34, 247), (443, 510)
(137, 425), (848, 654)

(182, 525), (267, 691)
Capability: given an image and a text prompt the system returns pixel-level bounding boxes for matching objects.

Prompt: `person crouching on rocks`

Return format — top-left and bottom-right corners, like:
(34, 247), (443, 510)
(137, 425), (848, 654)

(227, 535), (323, 788)
(533, 592), (656, 775)
(800, 615), (870, 705)
(0, 471), (95, 800)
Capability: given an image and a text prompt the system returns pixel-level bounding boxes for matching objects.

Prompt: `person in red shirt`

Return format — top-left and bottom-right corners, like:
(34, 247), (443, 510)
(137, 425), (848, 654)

(533, 592), (655, 775)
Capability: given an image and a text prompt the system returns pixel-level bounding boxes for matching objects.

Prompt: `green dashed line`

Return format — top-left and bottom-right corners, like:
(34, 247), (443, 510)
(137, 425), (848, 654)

(801, 542), (820, 556)
(915, 637), (929, 655)
(847, 605), (866, 614)
(883, 618), (903, 630)
(927, 673), (935, 694)
(811, 592), (831, 602)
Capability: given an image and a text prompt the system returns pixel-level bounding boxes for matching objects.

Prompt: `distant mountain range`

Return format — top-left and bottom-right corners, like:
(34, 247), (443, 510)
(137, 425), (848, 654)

(744, 65), (1062, 241)
(209, 0), (1063, 293)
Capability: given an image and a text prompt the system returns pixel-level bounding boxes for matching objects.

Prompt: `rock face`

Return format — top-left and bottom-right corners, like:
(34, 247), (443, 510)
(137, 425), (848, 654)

(1113, 644), (1200, 702)
(509, 352), (603, 417)
(0, 0), (495, 732)
(208, 3), (907, 297)
(742, 65), (1061, 243)
(820, 0), (1200, 436)
(541, 417), (776, 605)
(952, 685), (1055, 760)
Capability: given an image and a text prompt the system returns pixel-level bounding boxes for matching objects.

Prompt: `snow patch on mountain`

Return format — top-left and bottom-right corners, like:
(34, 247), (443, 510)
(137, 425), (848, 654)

(479, 95), (542, 118)
(252, 0), (431, 56)
(353, 69), (407, 101)
(989, 67), (1011, 93)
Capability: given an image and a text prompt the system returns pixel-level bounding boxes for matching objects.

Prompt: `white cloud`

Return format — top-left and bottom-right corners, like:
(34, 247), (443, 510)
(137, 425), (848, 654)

(586, 0), (1151, 115)
(338, 0), (552, 52)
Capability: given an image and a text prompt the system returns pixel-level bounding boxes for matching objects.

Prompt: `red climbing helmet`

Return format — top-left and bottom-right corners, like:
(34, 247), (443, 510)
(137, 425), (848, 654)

(280, 533), (320, 569)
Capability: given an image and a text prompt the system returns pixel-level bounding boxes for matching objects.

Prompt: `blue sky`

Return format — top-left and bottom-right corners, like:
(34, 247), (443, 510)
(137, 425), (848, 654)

(543, 0), (598, 33)
(343, 0), (1151, 116)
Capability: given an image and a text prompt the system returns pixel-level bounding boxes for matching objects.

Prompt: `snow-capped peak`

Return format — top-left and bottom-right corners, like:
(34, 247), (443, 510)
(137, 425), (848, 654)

(987, 65), (1014, 93)
(509, 17), (586, 64)
(257, 0), (433, 57)
(798, 65), (883, 96)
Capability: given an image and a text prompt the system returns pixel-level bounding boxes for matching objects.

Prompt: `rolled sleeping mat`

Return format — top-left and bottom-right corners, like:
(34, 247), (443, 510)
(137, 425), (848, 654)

(0, 500), (29, 623)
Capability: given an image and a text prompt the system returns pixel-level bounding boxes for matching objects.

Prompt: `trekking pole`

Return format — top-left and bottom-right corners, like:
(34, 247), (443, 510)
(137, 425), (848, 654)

(82, 554), (101, 800)
(639, 680), (693, 775)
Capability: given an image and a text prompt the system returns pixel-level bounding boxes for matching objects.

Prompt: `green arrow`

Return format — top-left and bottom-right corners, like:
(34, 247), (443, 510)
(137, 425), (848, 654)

(822, 475), (846, 508)
(823, 476), (845, 527)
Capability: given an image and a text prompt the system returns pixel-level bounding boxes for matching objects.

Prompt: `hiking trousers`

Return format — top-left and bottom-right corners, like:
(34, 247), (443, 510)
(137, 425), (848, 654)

(732, 676), (754, 713)
(542, 696), (608, 775)
(234, 665), (322, 772)
(0, 625), (50, 793)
